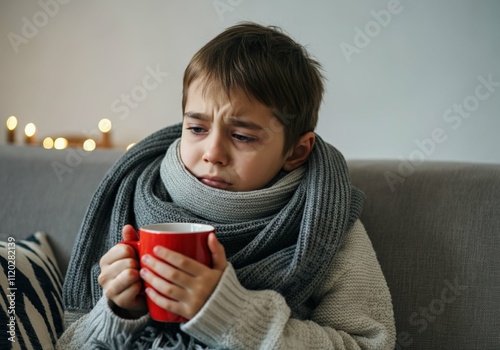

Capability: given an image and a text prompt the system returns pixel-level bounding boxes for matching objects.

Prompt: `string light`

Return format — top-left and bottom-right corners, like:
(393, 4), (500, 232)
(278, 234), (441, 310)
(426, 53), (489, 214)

(6, 116), (17, 144)
(98, 118), (112, 148)
(83, 139), (96, 152)
(98, 118), (112, 133)
(6, 116), (17, 131)
(4, 117), (126, 150)
(24, 123), (36, 145)
(25, 123), (36, 136)
(43, 137), (54, 149)
(54, 137), (68, 150)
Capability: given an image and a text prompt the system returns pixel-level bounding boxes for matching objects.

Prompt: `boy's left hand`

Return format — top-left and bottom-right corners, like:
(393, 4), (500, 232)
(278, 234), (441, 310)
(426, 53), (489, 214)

(139, 232), (227, 320)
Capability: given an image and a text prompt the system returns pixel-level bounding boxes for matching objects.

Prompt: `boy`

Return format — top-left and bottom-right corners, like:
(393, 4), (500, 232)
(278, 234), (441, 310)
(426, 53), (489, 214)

(58, 22), (395, 349)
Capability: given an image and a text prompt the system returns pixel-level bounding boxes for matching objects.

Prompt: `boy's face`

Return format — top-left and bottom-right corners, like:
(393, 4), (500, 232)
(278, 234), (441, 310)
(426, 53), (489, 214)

(180, 78), (289, 192)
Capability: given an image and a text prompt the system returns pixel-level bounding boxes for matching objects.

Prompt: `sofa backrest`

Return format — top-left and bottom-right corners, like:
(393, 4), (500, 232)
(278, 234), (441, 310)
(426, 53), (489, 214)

(0, 145), (123, 275)
(348, 160), (500, 349)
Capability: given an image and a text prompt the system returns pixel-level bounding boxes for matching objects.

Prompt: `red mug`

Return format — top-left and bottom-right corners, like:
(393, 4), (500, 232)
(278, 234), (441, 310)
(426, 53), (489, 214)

(121, 223), (214, 322)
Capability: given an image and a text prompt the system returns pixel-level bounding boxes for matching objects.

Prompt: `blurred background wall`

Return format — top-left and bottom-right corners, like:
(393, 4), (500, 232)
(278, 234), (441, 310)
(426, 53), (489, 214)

(1, 0), (499, 163)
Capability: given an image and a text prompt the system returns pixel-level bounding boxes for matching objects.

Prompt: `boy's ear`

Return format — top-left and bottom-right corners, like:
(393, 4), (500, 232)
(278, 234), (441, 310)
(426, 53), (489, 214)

(283, 132), (315, 172)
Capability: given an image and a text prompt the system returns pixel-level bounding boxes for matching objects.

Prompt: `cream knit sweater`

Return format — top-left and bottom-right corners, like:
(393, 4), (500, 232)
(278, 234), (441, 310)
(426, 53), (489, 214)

(57, 220), (395, 349)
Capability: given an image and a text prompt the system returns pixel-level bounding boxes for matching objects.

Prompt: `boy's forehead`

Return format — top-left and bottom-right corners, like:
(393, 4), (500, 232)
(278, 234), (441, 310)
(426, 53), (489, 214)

(186, 78), (261, 112)
(184, 85), (280, 129)
(189, 80), (229, 105)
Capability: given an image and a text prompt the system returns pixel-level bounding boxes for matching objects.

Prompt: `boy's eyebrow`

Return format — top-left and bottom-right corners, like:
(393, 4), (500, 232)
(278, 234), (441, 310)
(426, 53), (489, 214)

(227, 117), (264, 130)
(184, 112), (210, 121)
(184, 111), (264, 130)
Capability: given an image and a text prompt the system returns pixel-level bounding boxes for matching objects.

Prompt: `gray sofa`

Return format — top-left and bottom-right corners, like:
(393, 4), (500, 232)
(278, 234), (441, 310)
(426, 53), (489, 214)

(1, 144), (499, 349)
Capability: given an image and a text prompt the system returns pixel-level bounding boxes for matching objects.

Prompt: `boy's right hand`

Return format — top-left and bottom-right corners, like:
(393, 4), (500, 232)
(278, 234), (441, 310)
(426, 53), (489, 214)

(98, 224), (147, 319)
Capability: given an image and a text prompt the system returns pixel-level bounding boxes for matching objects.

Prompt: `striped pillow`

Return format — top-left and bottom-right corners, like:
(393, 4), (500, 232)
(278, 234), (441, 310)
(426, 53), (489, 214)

(0, 232), (63, 350)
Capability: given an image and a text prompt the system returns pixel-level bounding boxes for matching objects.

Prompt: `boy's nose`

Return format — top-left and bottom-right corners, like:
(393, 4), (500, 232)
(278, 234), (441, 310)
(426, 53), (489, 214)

(202, 135), (228, 166)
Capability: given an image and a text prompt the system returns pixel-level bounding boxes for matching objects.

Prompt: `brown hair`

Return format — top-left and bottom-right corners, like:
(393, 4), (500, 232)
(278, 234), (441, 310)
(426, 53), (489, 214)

(182, 22), (325, 154)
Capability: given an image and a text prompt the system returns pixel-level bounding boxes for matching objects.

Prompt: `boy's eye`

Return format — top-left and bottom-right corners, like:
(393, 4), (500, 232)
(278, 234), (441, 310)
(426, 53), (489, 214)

(233, 133), (257, 143)
(186, 127), (206, 134)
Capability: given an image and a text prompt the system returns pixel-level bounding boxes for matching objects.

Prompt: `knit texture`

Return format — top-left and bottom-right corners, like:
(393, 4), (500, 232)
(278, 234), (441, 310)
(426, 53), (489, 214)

(62, 123), (364, 345)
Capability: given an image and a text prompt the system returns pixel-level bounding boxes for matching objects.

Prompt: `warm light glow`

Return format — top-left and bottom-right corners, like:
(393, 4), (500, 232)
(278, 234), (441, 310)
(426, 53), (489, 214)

(98, 118), (112, 133)
(6, 116), (17, 130)
(126, 143), (136, 150)
(54, 137), (68, 150)
(25, 123), (36, 137)
(43, 137), (54, 149)
(83, 139), (96, 152)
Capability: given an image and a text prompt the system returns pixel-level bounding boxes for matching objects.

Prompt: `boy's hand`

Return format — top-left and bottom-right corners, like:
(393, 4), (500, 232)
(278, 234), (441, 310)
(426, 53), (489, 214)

(98, 225), (147, 318)
(139, 232), (227, 320)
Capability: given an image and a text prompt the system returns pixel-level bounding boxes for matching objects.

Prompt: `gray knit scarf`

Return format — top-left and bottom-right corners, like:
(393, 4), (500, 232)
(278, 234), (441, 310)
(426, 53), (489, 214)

(63, 123), (364, 348)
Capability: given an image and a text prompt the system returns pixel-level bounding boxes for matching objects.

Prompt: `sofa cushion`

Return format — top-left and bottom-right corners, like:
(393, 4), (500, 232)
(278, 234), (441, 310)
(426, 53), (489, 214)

(0, 232), (64, 350)
(348, 160), (500, 350)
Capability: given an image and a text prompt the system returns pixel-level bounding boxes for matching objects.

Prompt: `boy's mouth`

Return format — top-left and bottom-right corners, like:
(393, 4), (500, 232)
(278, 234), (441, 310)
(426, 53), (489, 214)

(198, 176), (232, 190)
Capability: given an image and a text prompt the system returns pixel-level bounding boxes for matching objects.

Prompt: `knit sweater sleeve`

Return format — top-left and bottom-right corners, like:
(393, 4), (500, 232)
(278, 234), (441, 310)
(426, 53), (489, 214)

(182, 219), (396, 349)
(56, 295), (149, 350)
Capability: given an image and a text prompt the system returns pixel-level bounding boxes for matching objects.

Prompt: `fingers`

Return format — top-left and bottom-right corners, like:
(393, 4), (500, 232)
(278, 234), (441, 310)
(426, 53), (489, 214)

(100, 241), (137, 267)
(141, 252), (194, 288)
(140, 243), (226, 320)
(122, 224), (138, 241)
(99, 250), (140, 295)
(140, 263), (207, 320)
(99, 256), (140, 289)
(139, 235), (227, 291)
(104, 267), (142, 304)
(97, 225), (146, 314)
(100, 225), (138, 267)
(98, 252), (145, 311)
(144, 233), (227, 276)
(208, 233), (227, 271)
(140, 268), (184, 301)
(142, 286), (187, 319)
